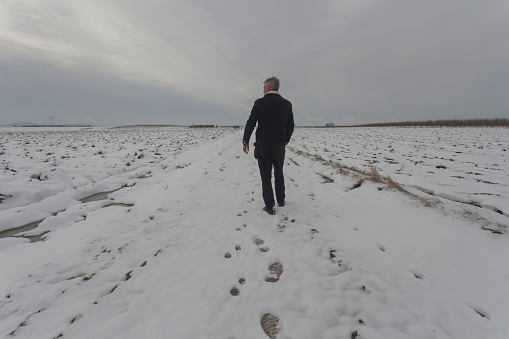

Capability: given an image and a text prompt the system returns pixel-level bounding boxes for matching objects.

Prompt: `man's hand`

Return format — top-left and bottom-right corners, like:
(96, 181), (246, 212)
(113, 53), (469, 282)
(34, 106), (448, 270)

(243, 145), (249, 154)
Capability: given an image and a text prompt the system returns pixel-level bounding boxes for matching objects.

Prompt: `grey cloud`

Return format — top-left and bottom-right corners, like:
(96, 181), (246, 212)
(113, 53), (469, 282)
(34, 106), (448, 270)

(0, 58), (242, 126)
(0, 0), (507, 126)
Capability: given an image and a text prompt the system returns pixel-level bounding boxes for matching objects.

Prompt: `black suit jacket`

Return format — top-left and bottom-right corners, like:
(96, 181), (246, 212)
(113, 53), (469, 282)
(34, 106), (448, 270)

(243, 93), (295, 145)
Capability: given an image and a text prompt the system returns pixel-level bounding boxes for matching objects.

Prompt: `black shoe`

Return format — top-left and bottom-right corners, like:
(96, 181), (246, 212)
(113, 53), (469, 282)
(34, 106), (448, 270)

(263, 206), (276, 215)
(277, 201), (285, 207)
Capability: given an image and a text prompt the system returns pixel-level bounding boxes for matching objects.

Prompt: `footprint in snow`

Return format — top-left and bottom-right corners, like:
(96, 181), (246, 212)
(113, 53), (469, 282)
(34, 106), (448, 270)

(253, 238), (269, 252)
(253, 238), (264, 246)
(265, 261), (283, 283)
(230, 286), (240, 296)
(261, 313), (280, 339)
(329, 250), (350, 275)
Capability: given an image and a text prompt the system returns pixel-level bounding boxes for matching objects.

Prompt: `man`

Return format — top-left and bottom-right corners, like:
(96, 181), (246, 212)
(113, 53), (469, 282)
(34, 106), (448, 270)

(243, 77), (295, 215)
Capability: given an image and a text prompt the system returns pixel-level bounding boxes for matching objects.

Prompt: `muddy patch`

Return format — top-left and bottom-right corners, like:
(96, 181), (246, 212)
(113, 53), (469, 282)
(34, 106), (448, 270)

(104, 202), (134, 208)
(0, 220), (49, 243)
(79, 189), (121, 203)
(22, 232), (50, 243)
(0, 220), (41, 238)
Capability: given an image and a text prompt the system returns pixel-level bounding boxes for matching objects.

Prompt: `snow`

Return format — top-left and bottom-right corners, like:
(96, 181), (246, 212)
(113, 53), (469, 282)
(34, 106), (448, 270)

(0, 126), (508, 339)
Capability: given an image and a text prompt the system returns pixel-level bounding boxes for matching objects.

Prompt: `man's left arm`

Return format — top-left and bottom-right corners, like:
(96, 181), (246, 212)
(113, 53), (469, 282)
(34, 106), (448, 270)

(243, 104), (258, 153)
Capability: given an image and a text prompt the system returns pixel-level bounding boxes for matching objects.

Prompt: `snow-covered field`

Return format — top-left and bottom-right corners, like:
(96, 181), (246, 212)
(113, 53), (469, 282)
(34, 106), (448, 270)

(291, 127), (508, 219)
(0, 126), (508, 339)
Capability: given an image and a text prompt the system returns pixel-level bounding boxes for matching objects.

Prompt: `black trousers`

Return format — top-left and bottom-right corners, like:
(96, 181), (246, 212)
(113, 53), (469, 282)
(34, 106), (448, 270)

(256, 142), (286, 208)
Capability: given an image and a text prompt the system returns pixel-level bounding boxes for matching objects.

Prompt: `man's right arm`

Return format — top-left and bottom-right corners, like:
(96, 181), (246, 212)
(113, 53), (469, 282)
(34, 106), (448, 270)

(243, 104), (258, 146)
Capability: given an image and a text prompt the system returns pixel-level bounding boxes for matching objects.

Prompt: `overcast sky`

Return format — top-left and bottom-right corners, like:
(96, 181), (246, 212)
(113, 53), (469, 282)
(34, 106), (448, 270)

(1, 0), (508, 126)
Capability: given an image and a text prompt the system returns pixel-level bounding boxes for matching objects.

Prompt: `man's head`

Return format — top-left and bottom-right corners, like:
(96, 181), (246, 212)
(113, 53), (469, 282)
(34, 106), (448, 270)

(263, 77), (280, 94)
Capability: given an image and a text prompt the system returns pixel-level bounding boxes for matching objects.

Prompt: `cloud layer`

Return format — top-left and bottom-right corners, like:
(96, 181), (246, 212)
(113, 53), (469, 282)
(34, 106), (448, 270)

(1, 0), (508, 126)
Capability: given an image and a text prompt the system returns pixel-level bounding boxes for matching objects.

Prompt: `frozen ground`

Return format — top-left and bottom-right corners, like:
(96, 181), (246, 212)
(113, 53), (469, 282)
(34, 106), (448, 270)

(0, 126), (508, 339)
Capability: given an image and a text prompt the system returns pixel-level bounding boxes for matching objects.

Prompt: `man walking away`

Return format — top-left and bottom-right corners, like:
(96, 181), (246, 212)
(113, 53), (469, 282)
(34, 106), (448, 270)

(243, 77), (295, 215)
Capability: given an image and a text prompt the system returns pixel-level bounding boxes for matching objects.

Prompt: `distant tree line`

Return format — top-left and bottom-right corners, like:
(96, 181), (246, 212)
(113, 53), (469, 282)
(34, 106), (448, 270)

(112, 125), (180, 129)
(189, 125), (217, 128)
(346, 118), (509, 128)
